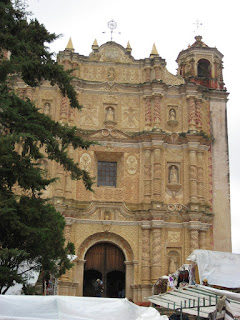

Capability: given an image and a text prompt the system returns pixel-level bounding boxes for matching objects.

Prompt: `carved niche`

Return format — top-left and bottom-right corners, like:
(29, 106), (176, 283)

(104, 105), (116, 125)
(166, 163), (182, 198)
(168, 250), (181, 274)
(167, 106), (178, 128)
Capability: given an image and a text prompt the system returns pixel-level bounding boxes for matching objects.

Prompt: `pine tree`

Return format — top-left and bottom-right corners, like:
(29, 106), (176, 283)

(0, 0), (94, 294)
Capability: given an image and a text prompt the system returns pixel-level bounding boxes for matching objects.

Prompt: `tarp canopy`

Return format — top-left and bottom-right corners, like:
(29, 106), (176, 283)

(187, 250), (240, 288)
(147, 285), (240, 319)
(0, 295), (165, 320)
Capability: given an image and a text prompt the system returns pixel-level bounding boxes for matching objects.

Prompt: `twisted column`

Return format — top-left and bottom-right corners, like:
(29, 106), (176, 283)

(144, 96), (152, 128)
(189, 150), (198, 203)
(190, 229), (199, 252)
(153, 148), (161, 200)
(197, 152), (204, 202)
(151, 228), (162, 282)
(153, 95), (162, 129)
(143, 149), (152, 200)
(141, 226), (151, 283)
(187, 96), (196, 132)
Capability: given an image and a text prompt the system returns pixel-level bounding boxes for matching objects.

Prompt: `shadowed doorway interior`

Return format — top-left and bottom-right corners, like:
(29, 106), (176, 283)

(83, 242), (125, 298)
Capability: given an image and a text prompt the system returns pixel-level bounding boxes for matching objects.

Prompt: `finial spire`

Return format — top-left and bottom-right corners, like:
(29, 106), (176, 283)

(92, 39), (99, 51)
(150, 43), (159, 58)
(66, 37), (74, 52)
(126, 41), (132, 54)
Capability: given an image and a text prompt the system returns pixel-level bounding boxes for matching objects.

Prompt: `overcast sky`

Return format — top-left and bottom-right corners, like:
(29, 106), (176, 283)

(27, 0), (240, 253)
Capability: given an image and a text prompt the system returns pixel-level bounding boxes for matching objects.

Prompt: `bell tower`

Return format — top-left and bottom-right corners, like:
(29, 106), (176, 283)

(176, 35), (224, 90)
(177, 35), (231, 252)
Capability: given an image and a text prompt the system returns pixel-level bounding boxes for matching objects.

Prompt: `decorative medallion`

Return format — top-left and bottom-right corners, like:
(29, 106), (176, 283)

(126, 155), (137, 175)
(80, 153), (91, 171)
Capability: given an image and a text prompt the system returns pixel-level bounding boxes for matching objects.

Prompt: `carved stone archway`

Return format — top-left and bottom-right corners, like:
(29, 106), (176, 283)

(75, 232), (134, 299)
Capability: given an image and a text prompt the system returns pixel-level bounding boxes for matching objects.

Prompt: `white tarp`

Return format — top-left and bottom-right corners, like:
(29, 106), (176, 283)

(0, 295), (165, 320)
(187, 250), (240, 288)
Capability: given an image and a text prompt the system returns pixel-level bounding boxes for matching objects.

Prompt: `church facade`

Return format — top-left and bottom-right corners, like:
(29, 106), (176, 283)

(18, 35), (231, 301)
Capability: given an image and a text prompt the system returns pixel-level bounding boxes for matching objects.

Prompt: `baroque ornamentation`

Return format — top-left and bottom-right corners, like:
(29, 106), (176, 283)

(80, 153), (91, 172)
(126, 156), (137, 175)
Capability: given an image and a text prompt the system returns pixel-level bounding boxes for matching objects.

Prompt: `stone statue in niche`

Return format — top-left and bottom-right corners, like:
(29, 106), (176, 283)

(107, 67), (115, 81)
(43, 102), (51, 115)
(169, 165), (179, 184)
(105, 107), (116, 124)
(104, 211), (112, 220)
(169, 108), (176, 121)
(168, 250), (180, 274)
(169, 256), (177, 274)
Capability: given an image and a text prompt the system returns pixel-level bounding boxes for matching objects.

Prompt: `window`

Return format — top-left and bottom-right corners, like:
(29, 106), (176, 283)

(97, 161), (117, 187)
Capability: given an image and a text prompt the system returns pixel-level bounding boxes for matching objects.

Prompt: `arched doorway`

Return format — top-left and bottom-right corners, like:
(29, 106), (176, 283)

(83, 242), (125, 298)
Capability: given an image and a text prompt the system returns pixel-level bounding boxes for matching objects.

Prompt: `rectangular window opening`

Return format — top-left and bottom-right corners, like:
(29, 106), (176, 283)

(97, 161), (117, 187)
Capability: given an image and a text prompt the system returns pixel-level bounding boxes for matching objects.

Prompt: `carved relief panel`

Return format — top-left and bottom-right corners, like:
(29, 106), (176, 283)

(79, 95), (100, 128)
(121, 97), (140, 130)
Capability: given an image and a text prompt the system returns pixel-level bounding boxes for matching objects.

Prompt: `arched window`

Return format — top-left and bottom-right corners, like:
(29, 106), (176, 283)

(197, 59), (211, 78)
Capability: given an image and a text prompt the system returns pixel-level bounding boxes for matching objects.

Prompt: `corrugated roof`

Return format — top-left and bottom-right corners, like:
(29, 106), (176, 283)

(147, 285), (240, 318)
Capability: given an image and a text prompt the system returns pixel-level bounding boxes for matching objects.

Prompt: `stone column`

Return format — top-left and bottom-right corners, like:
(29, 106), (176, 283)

(153, 148), (161, 200)
(189, 229), (199, 252)
(144, 96), (152, 128)
(199, 230), (207, 250)
(75, 259), (86, 296)
(141, 223), (151, 284)
(65, 146), (74, 197)
(189, 149), (198, 203)
(195, 99), (202, 130)
(124, 261), (135, 300)
(187, 96), (196, 132)
(197, 151), (204, 203)
(64, 219), (72, 242)
(143, 149), (152, 200)
(154, 66), (161, 80)
(151, 228), (162, 283)
(60, 96), (68, 121)
(153, 94), (162, 130)
(144, 66), (151, 82)
(55, 163), (65, 197)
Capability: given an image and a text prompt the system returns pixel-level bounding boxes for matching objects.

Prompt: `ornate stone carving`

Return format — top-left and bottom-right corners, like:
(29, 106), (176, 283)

(199, 230), (207, 249)
(190, 229), (199, 252)
(60, 96), (69, 120)
(196, 99), (202, 130)
(187, 96), (196, 131)
(126, 156), (137, 175)
(151, 228), (162, 282)
(143, 149), (152, 198)
(168, 231), (180, 243)
(80, 153), (91, 172)
(144, 97), (152, 127)
(123, 105), (139, 129)
(153, 95), (161, 129)
(141, 228), (150, 282)
(79, 104), (98, 127)
(107, 67), (115, 81)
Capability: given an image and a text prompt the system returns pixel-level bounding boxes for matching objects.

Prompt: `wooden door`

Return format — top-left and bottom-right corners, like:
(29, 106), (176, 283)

(84, 243), (125, 297)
